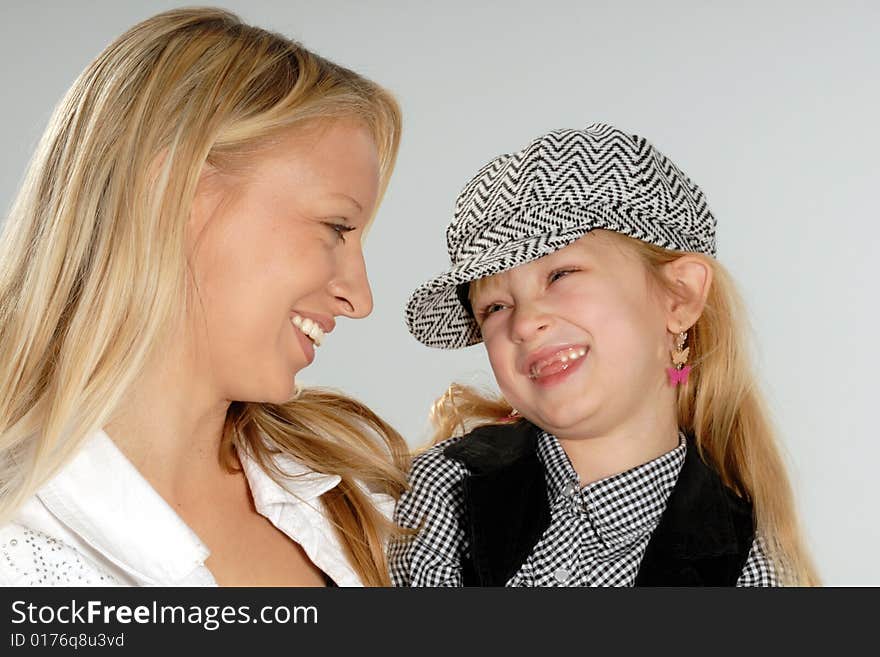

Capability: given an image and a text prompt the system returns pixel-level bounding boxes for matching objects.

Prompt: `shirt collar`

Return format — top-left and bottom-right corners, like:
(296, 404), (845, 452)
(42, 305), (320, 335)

(36, 429), (209, 585)
(238, 447), (341, 515)
(537, 430), (686, 550)
(36, 429), (343, 585)
(238, 443), (363, 586)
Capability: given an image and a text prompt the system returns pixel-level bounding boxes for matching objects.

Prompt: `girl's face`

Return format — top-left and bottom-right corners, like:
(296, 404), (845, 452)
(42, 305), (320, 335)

(185, 119), (380, 404)
(471, 230), (676, 441)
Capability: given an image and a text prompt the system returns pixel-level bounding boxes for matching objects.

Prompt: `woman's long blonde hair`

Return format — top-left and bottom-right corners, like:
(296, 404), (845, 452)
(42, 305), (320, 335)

(0, 8), (408, 586)
(431, 232), (819, 586)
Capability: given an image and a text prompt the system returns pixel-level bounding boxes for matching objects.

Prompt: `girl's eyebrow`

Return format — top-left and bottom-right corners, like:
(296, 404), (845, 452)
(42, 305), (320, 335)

(471, 278), (505, 301)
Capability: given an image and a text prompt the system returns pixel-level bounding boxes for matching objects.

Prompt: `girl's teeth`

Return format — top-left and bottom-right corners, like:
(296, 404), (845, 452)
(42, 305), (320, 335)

(529, 347), (588, 379)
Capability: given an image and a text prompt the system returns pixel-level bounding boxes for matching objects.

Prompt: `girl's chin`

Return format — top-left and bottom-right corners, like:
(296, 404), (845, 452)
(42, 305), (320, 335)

(530, 402), (600, 436)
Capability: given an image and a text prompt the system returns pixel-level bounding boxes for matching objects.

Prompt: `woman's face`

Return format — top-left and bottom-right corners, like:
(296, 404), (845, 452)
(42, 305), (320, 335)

(186, 119), (380, 404)
(471, 230), (676, 441)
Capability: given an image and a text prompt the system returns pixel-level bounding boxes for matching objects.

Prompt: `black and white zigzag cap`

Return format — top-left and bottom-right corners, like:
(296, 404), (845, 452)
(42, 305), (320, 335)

(405, 122), (717, 349)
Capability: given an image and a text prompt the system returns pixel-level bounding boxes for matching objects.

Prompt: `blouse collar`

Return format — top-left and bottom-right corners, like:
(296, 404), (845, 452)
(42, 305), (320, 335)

(35, 428), (344, 585)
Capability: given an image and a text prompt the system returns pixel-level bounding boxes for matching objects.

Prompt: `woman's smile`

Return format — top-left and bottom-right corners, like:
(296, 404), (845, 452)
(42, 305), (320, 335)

(290, 316), (316, 364)
(289, 312), (334, 365)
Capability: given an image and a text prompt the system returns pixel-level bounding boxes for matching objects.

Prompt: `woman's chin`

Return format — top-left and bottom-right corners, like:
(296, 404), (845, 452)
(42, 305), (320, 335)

(278, 378), (304, 404)
(237, 371), (304, 406)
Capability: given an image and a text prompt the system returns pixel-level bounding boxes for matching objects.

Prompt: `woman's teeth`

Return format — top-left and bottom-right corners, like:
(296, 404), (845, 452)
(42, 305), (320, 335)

(529, 347), (588, 379)
(291, 314), (324, 347)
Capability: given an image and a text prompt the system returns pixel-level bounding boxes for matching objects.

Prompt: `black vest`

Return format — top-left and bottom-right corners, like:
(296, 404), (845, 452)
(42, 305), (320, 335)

(443, 421), (755, 586)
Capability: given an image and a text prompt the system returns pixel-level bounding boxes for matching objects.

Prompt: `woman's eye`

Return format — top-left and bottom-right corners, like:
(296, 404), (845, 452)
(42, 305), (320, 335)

(324, 222), (355, 243)
(549, 268), (577, 283)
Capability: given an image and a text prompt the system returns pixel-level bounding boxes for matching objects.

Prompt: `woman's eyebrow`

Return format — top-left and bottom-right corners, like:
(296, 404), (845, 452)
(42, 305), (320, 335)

(326, 192), (363, 214)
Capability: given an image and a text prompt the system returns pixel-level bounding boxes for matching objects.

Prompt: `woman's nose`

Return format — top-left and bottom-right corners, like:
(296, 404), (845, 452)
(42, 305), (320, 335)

(330, 247), (374, 319)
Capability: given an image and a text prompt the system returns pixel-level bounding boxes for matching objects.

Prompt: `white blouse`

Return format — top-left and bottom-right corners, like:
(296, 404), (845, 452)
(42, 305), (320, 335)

(0, 429), (393, 586)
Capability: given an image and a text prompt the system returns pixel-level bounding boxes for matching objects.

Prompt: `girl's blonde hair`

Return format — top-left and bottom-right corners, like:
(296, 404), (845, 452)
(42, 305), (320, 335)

(0, 8), (408, 586)
(432, 231), (818, 586)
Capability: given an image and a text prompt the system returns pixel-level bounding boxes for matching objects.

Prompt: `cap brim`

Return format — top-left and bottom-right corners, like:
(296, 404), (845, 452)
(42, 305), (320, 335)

(405, 201), (713, 349)
(405, 225), (593, 349)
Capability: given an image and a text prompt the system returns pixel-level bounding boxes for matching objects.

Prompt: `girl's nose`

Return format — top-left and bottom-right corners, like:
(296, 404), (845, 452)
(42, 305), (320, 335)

(510, 303), (550, 343)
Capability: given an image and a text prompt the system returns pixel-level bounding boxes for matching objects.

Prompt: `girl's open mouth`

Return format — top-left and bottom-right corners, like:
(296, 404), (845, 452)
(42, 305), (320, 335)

(527, 346), (589, 386)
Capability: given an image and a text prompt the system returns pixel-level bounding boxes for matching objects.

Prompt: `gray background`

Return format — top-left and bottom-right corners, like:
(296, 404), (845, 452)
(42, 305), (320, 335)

(2, 1), (877, 585)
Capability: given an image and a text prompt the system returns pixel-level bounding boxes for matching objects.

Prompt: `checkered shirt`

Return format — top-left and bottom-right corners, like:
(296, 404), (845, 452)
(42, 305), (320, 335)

(390, 431), (778, 587)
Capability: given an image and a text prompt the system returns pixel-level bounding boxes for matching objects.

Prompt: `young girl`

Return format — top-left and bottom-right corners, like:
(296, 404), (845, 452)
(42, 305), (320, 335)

(0, 8), (408, 587)
(392, 123), (818, 586)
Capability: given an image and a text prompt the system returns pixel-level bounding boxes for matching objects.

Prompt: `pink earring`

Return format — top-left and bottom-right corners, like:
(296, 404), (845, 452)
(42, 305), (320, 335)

(666, 330), (691, 386)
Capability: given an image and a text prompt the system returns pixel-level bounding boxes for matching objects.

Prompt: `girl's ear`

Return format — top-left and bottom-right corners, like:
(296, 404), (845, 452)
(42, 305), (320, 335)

(661, 254), (713, 332)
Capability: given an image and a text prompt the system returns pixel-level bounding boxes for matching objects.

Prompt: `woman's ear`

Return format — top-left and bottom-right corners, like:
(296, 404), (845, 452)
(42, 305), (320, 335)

(661, 254), (713, 332)
(187, 162), (227, 255)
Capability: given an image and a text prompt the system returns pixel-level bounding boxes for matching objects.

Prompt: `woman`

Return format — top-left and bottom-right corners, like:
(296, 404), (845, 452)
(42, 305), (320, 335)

(0, 8), (407, 586)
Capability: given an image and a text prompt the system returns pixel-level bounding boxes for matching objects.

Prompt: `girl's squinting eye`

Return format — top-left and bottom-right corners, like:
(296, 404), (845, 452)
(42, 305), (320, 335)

(324, 221), (355, 244)
(478, 302), (507, 321)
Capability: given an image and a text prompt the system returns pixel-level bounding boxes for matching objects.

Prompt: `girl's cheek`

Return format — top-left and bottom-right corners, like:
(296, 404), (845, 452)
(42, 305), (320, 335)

(486, 344), (514, 384)
(485, 345), (502, 378)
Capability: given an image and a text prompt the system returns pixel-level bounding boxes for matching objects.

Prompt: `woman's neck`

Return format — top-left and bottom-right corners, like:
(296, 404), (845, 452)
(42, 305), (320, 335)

(104, 344), (233, 503)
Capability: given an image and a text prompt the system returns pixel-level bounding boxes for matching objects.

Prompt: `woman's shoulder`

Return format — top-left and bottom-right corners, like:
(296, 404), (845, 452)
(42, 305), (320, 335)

(0, 521), (120, 586)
